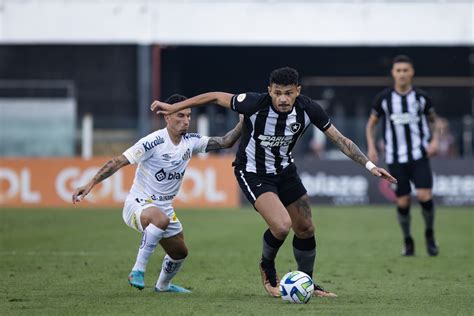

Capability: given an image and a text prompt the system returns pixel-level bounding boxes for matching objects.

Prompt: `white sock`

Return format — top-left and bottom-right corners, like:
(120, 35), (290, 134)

(155, 254), (185, 290)
(132, 224), (165, 272)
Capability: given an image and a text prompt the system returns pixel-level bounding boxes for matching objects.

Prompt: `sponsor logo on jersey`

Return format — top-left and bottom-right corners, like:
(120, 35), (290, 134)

(155, 169), (167, 181)
(237, 93), (246, 102)
(182, 148), (191, 161)
(390, 113), (420, 125)
(151, 194), (176, 202)
(257, 134), (294, 148)
(143, 136), (165, 152)
(289, 122), (301, 134)
(154, 168), (186, 182)
(185, 133), (201, 139)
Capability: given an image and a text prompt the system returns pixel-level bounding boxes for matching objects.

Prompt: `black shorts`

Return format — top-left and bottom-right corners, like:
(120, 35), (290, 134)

(388, 158), (433, 197)
(234, 164), (307, 207)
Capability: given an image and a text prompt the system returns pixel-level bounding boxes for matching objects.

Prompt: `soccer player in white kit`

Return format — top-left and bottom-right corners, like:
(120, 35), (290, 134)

(72, 94), (242, 293)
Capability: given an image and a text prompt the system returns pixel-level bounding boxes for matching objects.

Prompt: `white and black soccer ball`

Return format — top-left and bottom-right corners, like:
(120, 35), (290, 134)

(279, 271), (314, 304)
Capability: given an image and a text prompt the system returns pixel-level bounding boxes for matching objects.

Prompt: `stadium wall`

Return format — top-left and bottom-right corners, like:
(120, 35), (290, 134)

(0, 0), (472, 45)
(1, 157), (473, 208)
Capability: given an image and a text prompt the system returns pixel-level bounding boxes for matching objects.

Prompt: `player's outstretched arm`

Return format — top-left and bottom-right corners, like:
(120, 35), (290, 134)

(150, 92), (234, 115)
(205, 115), (243, 152)
(324, 125), (397, 184)
(72, 155), (130, 204)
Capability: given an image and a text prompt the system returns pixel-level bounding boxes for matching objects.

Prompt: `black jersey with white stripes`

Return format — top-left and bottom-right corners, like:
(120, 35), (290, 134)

(230, 92), (331, 174)
(371, 87), (434, 165)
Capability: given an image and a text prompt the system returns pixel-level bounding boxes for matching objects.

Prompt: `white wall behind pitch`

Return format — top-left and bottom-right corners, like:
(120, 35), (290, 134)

(0, 0), (472, 45)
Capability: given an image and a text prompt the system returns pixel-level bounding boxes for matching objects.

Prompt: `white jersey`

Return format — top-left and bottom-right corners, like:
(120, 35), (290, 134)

(123, 128), (209, 209)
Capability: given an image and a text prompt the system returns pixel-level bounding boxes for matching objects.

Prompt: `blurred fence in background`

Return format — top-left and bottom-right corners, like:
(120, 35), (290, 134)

(0, 80), (76, 156)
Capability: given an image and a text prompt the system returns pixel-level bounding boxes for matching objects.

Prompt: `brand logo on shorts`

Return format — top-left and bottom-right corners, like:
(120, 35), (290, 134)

(155, 169), (167, 181)
(289, 122), (301, 134)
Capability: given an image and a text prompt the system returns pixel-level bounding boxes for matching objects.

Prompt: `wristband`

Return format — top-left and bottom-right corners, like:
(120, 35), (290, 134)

(365, 161), (376, 171)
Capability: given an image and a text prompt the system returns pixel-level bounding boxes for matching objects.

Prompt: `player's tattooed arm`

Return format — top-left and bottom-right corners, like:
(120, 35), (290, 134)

(324, 125), (397, 183)
(205, 115), (243, 152)
(91, 155), (130, 184)
(72, 155), (130, 203)
(325, 125), (368, 166)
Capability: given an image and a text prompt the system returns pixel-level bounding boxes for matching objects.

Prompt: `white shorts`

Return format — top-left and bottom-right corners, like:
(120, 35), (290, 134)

(122, 197), (183, 238)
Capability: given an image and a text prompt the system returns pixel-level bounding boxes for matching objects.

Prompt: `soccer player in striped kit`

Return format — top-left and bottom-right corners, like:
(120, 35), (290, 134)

(151, 67), (397, 298)
(366, 55), (440, 257)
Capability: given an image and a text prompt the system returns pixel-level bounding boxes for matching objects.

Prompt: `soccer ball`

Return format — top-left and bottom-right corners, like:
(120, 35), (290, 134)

(279, 271), (314, 304)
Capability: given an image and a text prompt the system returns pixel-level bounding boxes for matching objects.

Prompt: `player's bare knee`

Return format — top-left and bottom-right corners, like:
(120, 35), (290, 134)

(141, 208), (170, 230)
(294, 223), (314, 239)
(272, 220), (291, 239)
(416, 191), (432, 202)
(150, 215), (169, 230)
(397, 196), (411, 208)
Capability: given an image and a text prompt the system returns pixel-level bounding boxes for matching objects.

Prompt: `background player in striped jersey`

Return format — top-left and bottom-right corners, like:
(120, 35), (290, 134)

(151, 67), (397, 298)
(72, 94), (242, 293)
(366, 55), (440, 257)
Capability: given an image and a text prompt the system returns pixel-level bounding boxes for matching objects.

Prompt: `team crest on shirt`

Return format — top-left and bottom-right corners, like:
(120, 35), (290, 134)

(289, 122), (301, 134)
(182, 148), (191, 161)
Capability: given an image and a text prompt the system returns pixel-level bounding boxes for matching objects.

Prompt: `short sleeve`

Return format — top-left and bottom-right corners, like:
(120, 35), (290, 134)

(371, 93), (385, 118)
(188, 134), (210, 154)
(303, 99), (332, 132)
(422, 95), (434, 115)
(230, 92), (265, 115)
(123, 133), (162, 164)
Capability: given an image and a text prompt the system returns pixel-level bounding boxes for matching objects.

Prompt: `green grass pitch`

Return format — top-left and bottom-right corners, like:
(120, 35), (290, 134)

(1, 206), (473, 315)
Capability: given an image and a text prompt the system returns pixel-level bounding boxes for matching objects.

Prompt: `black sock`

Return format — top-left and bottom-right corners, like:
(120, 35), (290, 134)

(397, 206), (411, 239)
(420, 199), (435, 234)
(262, 229), (285, 262)
(292, 235), (316, 278)
(420, 199), (434, 237)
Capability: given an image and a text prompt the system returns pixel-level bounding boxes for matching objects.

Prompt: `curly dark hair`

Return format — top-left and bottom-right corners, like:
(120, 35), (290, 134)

(165, 94), (187, 104)
(269, 67), (299, 86)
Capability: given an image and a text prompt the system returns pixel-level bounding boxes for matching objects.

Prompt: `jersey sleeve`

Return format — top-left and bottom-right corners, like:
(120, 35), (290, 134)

(230, 92), (265, 115)
(123, 133), (160, 164)
(305, 99), (332, 132)
(371, 92), (385, 118)
(422, 94), (435, 115)
(188, 134), (210, 154)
